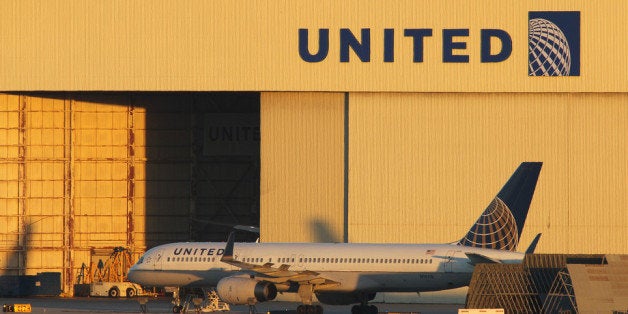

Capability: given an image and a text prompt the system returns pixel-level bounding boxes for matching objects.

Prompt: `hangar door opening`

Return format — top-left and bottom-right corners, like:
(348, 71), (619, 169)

(137, 92), (261, 245)
(0, 92), (259, 294)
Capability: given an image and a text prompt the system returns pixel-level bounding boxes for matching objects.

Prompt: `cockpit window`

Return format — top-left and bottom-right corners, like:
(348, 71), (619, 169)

(137, 256), (144, 264)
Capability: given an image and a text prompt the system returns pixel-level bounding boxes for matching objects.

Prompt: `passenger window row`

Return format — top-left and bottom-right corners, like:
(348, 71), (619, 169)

(166, 257), (217, 262)
(164, 256), (434, 265)
(296, 257), (433, 264)
(241, 257), (434, 265)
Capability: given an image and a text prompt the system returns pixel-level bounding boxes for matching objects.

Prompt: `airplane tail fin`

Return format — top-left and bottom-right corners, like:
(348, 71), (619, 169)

(457, 162), (542, 251)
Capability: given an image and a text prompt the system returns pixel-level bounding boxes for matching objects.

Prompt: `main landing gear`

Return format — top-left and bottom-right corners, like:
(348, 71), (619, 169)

(296, 303), (377, 314)
(296, 284), (323, 314)
(351, 304), (378, 314)
(350, 293), (378, 314)
(296, 304), (324, 314)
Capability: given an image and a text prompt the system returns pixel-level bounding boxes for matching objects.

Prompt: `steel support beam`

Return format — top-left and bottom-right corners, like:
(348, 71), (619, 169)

(189, 102), (199, 241)
(17, 95), (27, 276)
(127, 104), (136, 250)
(63, 98), (75, 295)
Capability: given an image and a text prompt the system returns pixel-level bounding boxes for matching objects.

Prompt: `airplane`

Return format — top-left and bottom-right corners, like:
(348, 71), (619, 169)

(128, 162), (543, 314)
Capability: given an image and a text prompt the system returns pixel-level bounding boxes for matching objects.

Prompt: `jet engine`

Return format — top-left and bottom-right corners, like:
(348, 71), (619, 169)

(216, 277), (277, 305)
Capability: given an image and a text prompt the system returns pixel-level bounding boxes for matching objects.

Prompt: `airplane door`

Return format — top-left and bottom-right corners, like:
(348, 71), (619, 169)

(444, 250), (455, 272)
(153, 249), (164, 271)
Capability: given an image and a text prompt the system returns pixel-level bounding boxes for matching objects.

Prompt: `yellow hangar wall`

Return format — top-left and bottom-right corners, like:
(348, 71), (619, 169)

(348, 93), (627, 253)
(261, 92), (628, 254)
(0, 1), (626, 92)
(261, 93), (345, 243)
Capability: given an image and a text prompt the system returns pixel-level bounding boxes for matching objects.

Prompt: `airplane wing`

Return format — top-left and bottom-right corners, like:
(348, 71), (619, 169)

(220, 232), (340, 288)
(465, 252), (504, 265)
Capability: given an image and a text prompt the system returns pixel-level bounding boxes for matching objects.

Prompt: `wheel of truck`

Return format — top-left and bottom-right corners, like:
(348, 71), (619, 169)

(108, 287), (120, 298)
(126, 288), (136, 298)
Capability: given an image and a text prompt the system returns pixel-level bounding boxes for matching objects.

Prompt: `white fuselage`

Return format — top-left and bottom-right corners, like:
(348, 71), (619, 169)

(128, 242), (524, 293)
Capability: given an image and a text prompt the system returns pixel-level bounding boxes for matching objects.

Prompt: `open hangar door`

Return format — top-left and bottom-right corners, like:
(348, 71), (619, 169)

(135, 92), (261, 245)
(0, 92), (260, 295)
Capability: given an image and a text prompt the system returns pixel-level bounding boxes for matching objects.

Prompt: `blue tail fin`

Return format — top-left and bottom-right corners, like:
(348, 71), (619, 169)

(457, 162), (542, 251)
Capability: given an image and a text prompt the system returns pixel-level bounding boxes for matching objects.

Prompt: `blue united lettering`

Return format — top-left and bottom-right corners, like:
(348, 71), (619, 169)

(207, 126), (260, 142)
(298, 28), (512, 63)
(173, 247), (225, 256)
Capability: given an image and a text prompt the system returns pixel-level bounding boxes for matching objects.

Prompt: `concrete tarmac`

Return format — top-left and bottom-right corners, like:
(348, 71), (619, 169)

(0, 297), (462, 313)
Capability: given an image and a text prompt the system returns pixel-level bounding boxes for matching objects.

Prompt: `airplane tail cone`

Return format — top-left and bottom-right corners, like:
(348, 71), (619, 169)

(457, 162), (542, 251)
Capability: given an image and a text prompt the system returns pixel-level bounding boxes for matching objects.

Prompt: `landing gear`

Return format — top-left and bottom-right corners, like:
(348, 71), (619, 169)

(296, 284), (324, 313)
(351, 293), (378, 314)
(170, 287), (182, 313)
(247, 304), (257, 314)
(351, 304), (378, 314)
(296, 304), (324, 314)
(170, 287), (230, 313)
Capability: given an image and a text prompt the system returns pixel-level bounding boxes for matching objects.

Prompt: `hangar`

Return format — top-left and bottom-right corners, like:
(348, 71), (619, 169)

(0, 1), (626, 297)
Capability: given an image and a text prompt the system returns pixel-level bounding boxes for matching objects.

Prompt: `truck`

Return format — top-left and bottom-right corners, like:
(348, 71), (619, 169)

(89, 281), (144, 298)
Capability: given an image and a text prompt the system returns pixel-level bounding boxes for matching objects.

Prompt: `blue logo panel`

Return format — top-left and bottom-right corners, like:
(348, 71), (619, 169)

(528, 11), (580, 76)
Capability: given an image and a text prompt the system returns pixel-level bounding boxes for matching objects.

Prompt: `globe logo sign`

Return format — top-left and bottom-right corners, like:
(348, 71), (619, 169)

(528, 18), (571, 76)
(528, 12), (580, 76)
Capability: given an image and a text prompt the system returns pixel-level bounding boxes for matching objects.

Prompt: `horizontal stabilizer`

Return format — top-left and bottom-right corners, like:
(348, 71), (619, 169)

(525, 233), (542, 254)
(465, 252), (503, 265)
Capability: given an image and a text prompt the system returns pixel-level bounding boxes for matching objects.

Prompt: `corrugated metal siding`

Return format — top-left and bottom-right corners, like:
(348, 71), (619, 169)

(260, 93), (345, 242)
(567, 96), (628, 253)
(261, 92), (627, 252)
(0, 1), (626, 92)
(347, 93), (627, 253)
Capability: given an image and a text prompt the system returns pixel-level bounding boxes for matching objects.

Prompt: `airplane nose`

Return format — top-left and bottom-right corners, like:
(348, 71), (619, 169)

(126, 266), (138, 282)
(127, 265), (139, 282)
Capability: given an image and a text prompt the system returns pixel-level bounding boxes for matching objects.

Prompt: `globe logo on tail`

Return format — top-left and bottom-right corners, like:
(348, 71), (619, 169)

(458, 197), (519, 251)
